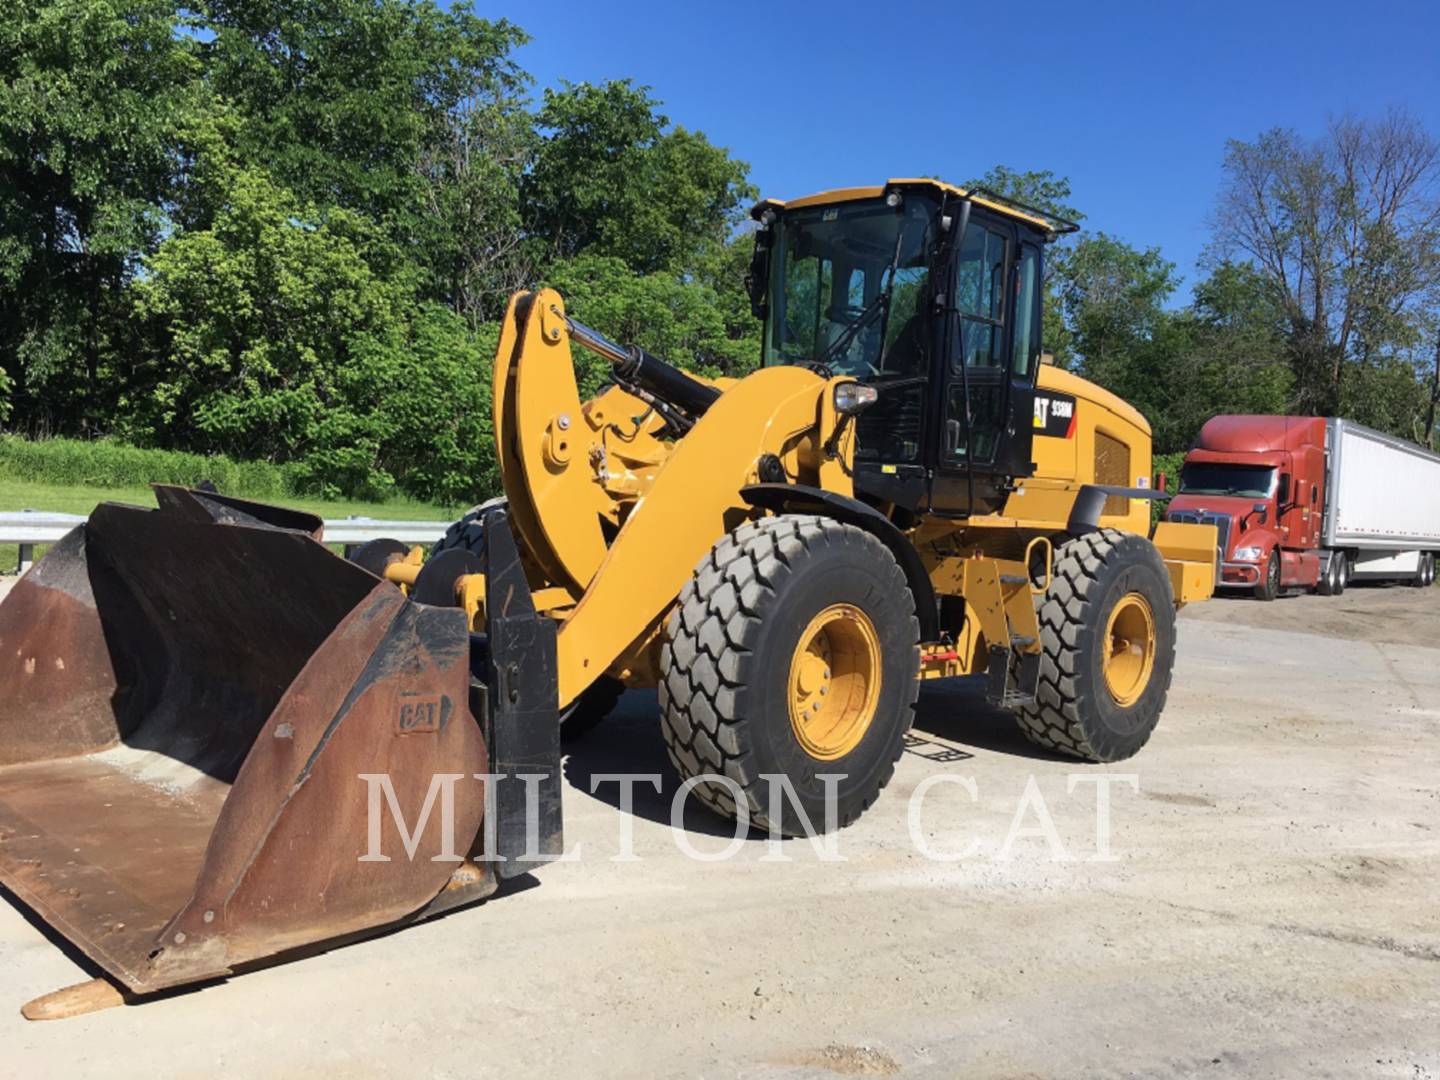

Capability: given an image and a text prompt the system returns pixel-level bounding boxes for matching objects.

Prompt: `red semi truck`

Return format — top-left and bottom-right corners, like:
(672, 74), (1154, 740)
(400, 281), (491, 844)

(1166, 415), (1440, 600)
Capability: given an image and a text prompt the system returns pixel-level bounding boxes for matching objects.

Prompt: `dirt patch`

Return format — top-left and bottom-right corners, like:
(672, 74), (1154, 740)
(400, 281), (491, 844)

(1144, 790), (1215, 807)
(782, 1044), (901, 1076)
(1181, 581), (1440, 647)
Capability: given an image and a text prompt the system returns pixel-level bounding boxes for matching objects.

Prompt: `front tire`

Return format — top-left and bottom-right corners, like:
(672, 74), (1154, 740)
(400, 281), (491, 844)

(1255, 550), (1281, 601)
(1015, 529), (1176, 762)
(659, 515), (920, 835)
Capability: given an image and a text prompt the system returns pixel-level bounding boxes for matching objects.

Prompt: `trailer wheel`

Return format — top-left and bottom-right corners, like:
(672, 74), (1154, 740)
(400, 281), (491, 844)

(659, 515), (920, 836)
(1317, 553), (1339, 596)
(1254, 550), (1281, 601)
(1410, 551), (1434, 588)
(1015, 528), (1176, 762)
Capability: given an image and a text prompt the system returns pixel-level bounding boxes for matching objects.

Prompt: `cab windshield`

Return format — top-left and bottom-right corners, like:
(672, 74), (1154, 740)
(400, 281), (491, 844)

(761, 195), (937, 379)
(1179, 463), (1276, 498)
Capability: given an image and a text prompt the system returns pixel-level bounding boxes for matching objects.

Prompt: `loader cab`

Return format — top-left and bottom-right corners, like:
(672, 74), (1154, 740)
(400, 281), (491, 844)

(750, 179), (1065, 516)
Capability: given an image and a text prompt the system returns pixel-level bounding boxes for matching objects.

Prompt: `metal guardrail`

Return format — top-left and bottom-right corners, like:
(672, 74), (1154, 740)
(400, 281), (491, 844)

(0, 510), (450, 574)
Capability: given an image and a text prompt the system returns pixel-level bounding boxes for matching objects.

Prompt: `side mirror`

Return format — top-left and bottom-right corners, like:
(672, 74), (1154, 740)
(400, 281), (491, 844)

(746, 228), (772, 320)
(1251, 501), (1268, 524)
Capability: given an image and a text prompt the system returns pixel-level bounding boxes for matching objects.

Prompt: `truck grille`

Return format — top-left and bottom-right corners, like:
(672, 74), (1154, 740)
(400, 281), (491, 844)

(1167, 509), (1231, 558)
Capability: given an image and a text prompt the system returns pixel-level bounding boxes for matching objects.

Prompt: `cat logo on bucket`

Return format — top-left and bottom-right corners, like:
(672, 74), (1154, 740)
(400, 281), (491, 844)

(396, 692), (448, 734)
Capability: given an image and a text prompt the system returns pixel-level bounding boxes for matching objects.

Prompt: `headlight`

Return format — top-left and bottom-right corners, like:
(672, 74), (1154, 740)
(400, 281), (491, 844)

(1233, 546), (1263, 561)
(833, 382), (878, 415)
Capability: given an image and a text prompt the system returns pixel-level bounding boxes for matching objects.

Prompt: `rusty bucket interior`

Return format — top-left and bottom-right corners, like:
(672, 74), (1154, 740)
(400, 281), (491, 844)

(0, 488), (490, 999)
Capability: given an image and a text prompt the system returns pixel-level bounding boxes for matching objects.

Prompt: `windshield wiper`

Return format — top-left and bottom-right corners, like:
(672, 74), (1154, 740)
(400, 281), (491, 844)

(812, 226), (906, 371)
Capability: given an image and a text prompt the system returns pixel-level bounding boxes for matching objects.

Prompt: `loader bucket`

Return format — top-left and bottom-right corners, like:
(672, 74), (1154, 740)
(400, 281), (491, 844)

(0, 487), (496, 1000)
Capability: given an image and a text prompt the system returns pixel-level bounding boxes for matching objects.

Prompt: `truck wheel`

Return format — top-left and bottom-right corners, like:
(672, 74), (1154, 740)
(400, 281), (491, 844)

(1333, 553), (1349, 595)
(1317, 555), (1338, 596)
(1254, 550), (1281, 601)
(659, 515), (920, 836)
(1015, 528), (1176, 762)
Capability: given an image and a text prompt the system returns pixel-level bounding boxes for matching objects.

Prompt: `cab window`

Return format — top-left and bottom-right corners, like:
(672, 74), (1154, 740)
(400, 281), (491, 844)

(953, 223), (1007, 369)
(1012, 245), (1041, 376)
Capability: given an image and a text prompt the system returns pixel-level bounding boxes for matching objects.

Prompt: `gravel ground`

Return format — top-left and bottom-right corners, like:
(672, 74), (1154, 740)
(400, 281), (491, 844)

(0, 577), (1437, 1078)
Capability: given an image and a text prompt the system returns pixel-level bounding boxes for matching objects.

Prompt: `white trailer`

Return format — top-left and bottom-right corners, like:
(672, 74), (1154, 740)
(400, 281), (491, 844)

(1322, 419), (1440, 586)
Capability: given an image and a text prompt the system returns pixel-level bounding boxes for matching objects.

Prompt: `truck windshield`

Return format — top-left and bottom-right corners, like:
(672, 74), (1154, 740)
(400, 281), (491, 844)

(1179, 463), (1276, 498)
(762, 195), (936, 379)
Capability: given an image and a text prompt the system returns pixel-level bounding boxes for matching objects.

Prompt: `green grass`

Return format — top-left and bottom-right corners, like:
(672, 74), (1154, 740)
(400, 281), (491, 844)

(0, 477), (459, 574)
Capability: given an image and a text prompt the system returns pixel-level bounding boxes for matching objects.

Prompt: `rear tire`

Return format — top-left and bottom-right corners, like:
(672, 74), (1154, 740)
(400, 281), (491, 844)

(659, 515), (920, 835)
(431, 497), (508, 557)
(1015, 528), (1176, 762)
(1317, 553), (1339, 596)
(1334, 552), (1350, 595)
(1255, 550), (1281, 601)
(1411, 551), (1434, 588)
(435, 497), (616, 736)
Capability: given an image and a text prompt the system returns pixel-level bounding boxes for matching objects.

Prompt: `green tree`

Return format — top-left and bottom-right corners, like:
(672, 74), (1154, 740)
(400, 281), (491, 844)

(545, 254), (758, 396)
(198, 0), (526, 228)
(1058, 234), (1177, 393)
(0, 0), (201, 433)
(523, 80), (754, 275)
(1214, 113), (1440, 429)
(129, 160), (411, 460)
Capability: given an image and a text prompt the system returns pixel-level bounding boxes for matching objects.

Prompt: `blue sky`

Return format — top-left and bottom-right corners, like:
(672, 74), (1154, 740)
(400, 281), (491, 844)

(502, 0), (1440, 299)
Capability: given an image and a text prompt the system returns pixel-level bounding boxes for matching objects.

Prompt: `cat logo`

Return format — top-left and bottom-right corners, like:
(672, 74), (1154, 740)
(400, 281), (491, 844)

(1033, 392), (1077, 439)
(395, 692), (448, 734)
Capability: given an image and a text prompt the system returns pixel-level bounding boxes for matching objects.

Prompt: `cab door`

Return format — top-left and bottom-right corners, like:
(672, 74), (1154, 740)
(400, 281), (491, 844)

(928, 215), (1044, 514)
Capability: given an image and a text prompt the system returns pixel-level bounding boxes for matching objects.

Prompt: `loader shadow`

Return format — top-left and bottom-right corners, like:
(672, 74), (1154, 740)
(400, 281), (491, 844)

(911, 676), (1071, 762)
(561, 690), (768, 839)
(563, 677), (1069, 834)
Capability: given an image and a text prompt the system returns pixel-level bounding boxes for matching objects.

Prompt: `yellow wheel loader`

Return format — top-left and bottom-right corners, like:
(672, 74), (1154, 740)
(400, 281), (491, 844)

(0, 179), (1216, 1018)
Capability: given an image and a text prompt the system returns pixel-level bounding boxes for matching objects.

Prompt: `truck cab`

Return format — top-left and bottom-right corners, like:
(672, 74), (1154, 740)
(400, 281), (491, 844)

(1167, 415), (1327, 597)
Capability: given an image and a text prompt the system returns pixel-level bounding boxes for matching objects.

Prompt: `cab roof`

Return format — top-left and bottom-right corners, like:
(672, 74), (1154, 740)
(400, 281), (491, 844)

(752, 178), (1077, 238)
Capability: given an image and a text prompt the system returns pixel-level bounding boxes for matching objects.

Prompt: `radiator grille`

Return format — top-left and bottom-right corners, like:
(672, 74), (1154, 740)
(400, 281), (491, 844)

(1094, 432), (1131, 516)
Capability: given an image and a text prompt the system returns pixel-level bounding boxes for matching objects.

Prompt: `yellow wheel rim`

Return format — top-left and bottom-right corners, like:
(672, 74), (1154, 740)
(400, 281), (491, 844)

(787, 604), (882, 761)
(1102, 591), (1156, 707)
